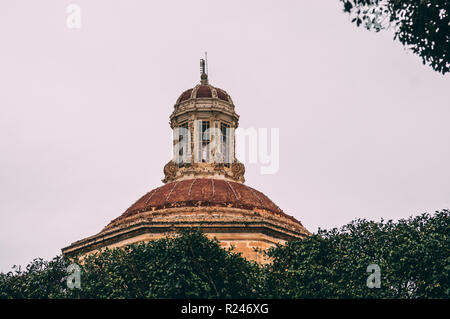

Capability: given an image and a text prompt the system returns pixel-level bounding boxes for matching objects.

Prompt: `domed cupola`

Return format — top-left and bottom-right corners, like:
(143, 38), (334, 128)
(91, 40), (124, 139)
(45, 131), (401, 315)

(164, 59), (244, 184)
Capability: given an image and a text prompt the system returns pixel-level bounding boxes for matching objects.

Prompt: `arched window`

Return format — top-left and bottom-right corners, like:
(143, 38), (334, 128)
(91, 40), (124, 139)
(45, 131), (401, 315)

(177, 122), (189, 166)
(221, 122), (231, 167)
(198, 120), (210, 163)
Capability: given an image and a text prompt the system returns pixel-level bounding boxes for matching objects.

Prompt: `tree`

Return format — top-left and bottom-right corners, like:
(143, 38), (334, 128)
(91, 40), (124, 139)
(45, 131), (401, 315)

(69, 229), (262, 298)
(1, 212), (448, 299)
(264, 210), (450, 298)
(339, 0), (450, 74)
(0, 229), (262, 299)
(0, 256), (68, 299)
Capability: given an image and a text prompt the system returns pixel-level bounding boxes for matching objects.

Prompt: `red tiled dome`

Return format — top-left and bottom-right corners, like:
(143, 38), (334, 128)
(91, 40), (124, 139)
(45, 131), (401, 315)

(106, 178), (303, 228)
(196, 85), (212, 98)
(179, 89), (193, 102)
(216, 88), (229, 101)
(176, 85), (232, 103)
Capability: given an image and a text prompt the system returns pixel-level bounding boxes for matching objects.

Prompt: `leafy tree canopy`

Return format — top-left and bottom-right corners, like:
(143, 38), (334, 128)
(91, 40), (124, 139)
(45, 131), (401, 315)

(340, 0), (450, 74)
(265, 210), (449, 298)
(0, 211), (448, 299)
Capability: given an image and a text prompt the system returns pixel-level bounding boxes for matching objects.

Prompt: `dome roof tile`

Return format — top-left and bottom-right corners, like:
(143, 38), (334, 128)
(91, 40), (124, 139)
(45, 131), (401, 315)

(105, 178), (303, 229)
(176, 85), (232, 104)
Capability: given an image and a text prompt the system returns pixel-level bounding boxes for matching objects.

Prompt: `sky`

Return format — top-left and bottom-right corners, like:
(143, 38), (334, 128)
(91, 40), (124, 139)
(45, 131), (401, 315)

(0, 0), (449, 272)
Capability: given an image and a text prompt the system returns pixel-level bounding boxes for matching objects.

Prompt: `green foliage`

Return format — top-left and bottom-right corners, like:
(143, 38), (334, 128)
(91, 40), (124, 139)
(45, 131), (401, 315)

(264, 210), (449, 298)
(0, 212), (448, 299)
(340, 0), (450, 74)
(0, 256), (68, 299)
(1, 229), (261, 299)
(71, 229), (262, 298)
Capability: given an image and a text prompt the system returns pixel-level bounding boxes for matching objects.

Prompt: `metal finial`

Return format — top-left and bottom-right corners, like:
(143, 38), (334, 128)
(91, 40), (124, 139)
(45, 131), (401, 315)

(200, 59), (206, 74)
(200, 55), (208, 84)
(205, 52), (208, 75)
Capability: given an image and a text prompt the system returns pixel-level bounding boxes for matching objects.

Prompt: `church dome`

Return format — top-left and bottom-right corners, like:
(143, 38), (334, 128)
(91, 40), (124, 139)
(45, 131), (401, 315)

(176, 84), (234, 104)
(104, 178), (306, 234)
(62, 60), (309, 262)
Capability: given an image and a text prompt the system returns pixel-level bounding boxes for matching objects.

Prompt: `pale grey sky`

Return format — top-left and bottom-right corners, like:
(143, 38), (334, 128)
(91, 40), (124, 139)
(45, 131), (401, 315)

(0, 0), (449, 272)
